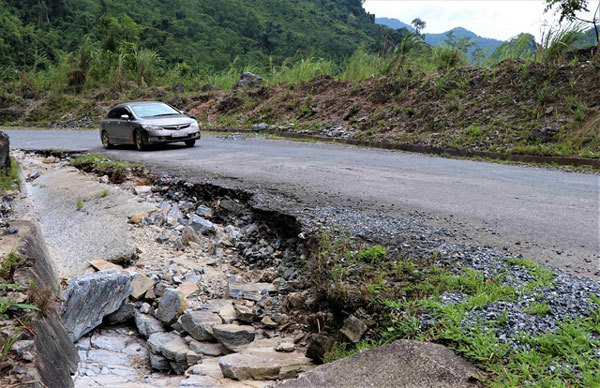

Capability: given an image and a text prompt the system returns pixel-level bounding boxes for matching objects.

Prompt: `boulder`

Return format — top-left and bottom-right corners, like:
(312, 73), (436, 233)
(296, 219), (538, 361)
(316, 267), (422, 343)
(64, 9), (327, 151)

(106, 302), (135, 325)
(305, 333), (335, 364)
(190, 215), (215, 235)
(155, 288), (187, 324)
(150, 352), (171, 371)
(212, 324), (256, 351)
(278, 340), (483, 388)
(0, 131), (10, 170)
(177, 281), (199, 298)
(219, 353), (281, 380)
(225, 278), (275, 302)
(135, 312), (165, 338)
(236, 72), (264, 88)
(200, 299), (237, 324)
(188, 340), (227, 357)
(339, 315), (367, 343)
(61, 269), (133, 342)
(233, 304), (256, 323)
(181, 311), (223, 341)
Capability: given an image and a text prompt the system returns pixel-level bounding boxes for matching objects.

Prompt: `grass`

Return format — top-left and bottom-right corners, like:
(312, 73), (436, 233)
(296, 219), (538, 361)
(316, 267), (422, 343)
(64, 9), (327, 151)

(310, 232), (597, 387)
(71, 153), (137, 182)
(0, 157), (20, 192)
(76, 199), (83, 211)
(0, 252), (23, 278)
(101, 188), (109, 197)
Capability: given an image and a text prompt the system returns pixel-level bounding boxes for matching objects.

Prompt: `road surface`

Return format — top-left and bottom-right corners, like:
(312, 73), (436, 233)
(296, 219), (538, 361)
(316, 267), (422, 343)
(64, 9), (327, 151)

(6, 129), (599, 278)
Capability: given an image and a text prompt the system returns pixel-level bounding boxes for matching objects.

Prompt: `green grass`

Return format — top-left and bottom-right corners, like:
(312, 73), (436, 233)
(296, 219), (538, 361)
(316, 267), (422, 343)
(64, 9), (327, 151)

(0, 157), (20, 192)
(71, 153), (137, 182)
(0, 252), (23, 278)
(101, 188), (109, 197)
(76, 199), (83, 211)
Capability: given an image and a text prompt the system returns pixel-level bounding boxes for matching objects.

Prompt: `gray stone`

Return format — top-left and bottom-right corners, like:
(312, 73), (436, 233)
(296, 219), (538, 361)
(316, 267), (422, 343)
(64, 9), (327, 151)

(61, 269), (133, 342)
(306, 334), (335, 364)
(195, 205), (212, 217)
(212, 324), (255, 351)
(236, 72), (264, 88)
(234, 304), (256, 323)
(150, 352), (171, 370)
(134, 185), (152, 195)
(252, 123), (267, 131)
(190, 215), (215, 235)
(200, 299), (237, 324)
(219, 353), (281, 380)
(147, 331), (189, 365)
(180, 311), (222, 341)
(167, 205), (184, 225)
(188, 340), (227, 357)
(186, 350), (202, 366)
(155, 288), (187, 324)
(225, 278), (275, 302)
(0, 131), (10, 170)
(276, 342), (295, 353)
(131, 273), (154, 299)
(106, 302), (135, 325)
(179, 376), (217, 387)
(339, 315), (367, 343)
(134, 312), (165, 338)
(278, 340), (483, 388)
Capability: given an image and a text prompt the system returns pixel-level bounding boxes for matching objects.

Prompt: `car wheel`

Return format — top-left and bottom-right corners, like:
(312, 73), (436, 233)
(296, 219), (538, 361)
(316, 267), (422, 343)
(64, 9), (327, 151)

(101, 131), (113, 149)
(133, 129), (146, 151)
(184, 139), (196, 147)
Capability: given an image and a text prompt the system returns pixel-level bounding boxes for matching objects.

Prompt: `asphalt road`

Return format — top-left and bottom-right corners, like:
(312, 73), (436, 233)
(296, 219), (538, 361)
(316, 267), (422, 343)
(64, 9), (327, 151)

(6, 129), (599, 278)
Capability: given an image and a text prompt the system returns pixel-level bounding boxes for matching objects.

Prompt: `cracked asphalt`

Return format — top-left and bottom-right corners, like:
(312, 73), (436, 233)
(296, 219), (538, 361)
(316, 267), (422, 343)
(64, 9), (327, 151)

(6, 129), (599, 278)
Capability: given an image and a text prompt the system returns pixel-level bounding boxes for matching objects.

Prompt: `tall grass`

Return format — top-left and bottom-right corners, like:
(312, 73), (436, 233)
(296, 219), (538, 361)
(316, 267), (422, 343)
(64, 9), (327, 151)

(538, 23), (586, 64)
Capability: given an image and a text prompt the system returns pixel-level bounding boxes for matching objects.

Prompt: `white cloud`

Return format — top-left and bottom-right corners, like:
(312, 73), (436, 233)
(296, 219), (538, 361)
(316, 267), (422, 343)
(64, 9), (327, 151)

(363, 0), (597, 41)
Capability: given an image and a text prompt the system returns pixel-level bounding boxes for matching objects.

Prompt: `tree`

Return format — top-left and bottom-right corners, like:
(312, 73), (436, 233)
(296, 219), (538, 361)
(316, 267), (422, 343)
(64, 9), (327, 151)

(411, 18), (426, 36)
(545, 0), (600, 44)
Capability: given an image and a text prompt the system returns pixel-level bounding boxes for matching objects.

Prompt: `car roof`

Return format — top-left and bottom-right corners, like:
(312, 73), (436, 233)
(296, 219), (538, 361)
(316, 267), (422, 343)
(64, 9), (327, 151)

(115, 101), (167, 108)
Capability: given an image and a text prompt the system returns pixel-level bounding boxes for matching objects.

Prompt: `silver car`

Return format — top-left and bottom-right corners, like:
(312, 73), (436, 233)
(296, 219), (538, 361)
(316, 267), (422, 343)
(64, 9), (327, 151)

(100, 101), (201, 151)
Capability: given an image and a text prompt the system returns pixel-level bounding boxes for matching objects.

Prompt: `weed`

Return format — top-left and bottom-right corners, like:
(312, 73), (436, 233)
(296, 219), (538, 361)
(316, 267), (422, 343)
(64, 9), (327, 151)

(357, 245), (386, 263)
(0, 252), (23, 278)
(0, 157), (21, 192)
(101, 188), (109, 197)
(525, 302), (551, 317)
(76, 199), (83, 210)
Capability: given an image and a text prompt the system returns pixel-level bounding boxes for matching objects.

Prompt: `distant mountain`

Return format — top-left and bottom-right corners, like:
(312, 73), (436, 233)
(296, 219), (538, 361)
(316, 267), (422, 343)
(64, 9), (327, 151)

(424, 27), (504, 60)
(374, 19), (504, 61)
(375, 17), (413, 31)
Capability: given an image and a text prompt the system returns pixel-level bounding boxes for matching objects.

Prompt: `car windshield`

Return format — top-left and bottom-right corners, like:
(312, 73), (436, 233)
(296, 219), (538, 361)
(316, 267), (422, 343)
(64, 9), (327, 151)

(131, 103), (180, 118)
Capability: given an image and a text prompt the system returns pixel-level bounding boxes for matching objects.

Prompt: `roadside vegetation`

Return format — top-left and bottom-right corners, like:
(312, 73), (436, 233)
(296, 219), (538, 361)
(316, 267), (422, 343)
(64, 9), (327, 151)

(71, 153), (140, 183)
(306, 231), (600, 387)
(0, 158), (20, 192)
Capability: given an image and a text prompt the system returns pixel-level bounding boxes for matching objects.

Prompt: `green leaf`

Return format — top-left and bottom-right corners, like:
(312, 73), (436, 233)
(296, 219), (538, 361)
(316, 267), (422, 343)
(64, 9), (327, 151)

(14, 304), (39, 311)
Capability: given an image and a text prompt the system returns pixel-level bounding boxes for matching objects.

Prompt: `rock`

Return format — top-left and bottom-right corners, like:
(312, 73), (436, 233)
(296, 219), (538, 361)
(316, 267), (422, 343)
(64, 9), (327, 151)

(305, 334), (335, 364)
(339, 315), (367, 343)
(11, 340), (34, 358)
(200, 299), (237, 323)
(195, 205), (212, 217)
(148, 332), (186, 363)
(188, 340), (227, 357)
(140, 302), (151, 314)
(167, 205), (185, 225)
(0, 131), (10, 170)
(134, 186), (152, 195)
(180, 311), (222, 341)
(155, 288), (187, 324)
(252, 123), (267, 131)
(212, 324), (256, 351)
(88, 257), (123, 271)
(234, 304), (256, 323)
(106, 302), (135, 325)
(225, 278), (275, 302)
(177, 281), (199, 298)
(135, 312), (165, 338)
(276, 342), (295, 353)
(128, 212), (147, 224)
(61, 269), (133, 342)
(190, 216), (215, 235)
(179, 375), (218, 387)
(131, 273), (155, 299)
(261, 316), (278, 329)
(236, 72), (264, 88)
(186, 350), (202, 366)
(219, 353), (281, 380)
(278, 340), (483, 388)
(529, 126), (559, 143)
(150, 352), (171, 370)
(182, 226), (201, 246)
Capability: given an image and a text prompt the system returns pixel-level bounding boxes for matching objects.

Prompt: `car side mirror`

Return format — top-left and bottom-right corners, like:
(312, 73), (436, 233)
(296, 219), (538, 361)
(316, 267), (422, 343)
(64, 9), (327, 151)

(120, 114), (130, 120)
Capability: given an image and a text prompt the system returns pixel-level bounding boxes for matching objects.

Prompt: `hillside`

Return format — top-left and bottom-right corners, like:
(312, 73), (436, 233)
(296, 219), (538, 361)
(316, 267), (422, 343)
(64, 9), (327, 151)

(0, 0), (387, 73)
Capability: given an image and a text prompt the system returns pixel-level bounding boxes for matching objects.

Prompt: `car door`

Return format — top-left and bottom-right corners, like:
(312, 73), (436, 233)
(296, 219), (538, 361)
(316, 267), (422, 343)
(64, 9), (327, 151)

(104, 108), (121, 141)
(114, 107), (135, 144)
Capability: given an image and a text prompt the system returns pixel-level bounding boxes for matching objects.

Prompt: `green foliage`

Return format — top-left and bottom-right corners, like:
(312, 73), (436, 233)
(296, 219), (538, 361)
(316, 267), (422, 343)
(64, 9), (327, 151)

(0, 157), (20, 192)
(538, 23), (588, 64)
(357, 245), (387, 263)
(0, 252), (23, 279)
(76, 199), (83, 211)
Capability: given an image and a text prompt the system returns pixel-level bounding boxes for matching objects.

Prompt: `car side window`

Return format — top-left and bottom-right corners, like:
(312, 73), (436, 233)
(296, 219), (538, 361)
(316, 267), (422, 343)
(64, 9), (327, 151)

(107, 108), (121, 119)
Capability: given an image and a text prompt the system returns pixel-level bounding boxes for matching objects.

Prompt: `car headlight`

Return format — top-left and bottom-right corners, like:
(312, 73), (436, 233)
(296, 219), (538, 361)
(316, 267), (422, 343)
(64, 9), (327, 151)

(190, 121), (199, 131)
(142, 124), (162, 131)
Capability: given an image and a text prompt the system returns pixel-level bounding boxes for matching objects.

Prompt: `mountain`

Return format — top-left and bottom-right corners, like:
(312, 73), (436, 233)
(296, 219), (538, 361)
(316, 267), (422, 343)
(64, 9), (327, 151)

(375, 17), (413, 31)
(0, 0), (387, 73)
(424, 27), (504, 60)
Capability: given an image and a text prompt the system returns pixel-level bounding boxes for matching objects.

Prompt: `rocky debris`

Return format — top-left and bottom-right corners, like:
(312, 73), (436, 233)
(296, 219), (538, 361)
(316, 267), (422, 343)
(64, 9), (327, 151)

(128, 212), (147, 224)
(253, 123), (268, 131)
(276, 342), (295, 353)
(147, 332), (200, 373)
(130, 272), (155, 299)
(200, 299), (237, 324)
(219, 353), (281, 380)
(155, 288), (187, 324)
(278, 340), (482, 388)
(180, 311), (223, 341)
(188, 340), (227, 357)
(190, 215), (215, 235)
(339, 315), (367, 343)
(177, 281), (199, 298)
(61, 269), (133, 341)
(106, 302), (135, 325)
(234, 304), (257, 323)
(305, 334), (335, 364)
(0, 130), (10, 170)
(182, 226), (201, 246)
(134, 185), (153, 195)
(529, 126), (559, 143)
(135, 312), (165, 338)
(201, 84), (214, 92)
(88, 257), (123, 271)
(212, 324), (256, 351)
(226, 277), (275, 302)
(237, 72), (264, 88)
(261, 316), (278, 329)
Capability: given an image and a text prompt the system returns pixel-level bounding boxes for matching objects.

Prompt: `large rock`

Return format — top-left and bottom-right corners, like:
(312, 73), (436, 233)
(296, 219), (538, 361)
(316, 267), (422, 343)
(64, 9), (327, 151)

(134, 312), (165, 338)
(212, 324), (256, 352)
(339, 315), (367, 343)
(106, 302), (135, 325)
(236, 72), (264, 88)
(219, 353), (281, 380)
(278, 340), (483, 388)
(131, 272), (155, 299)
(180, 311), (223, 341)
(225, 278), (275, 302)
(61, 269), (133, 341)
(155, 288), (187, 324)
(188, 340), (227, 357)
(0, 131), (10, 170)
(190, 215), (215, 235)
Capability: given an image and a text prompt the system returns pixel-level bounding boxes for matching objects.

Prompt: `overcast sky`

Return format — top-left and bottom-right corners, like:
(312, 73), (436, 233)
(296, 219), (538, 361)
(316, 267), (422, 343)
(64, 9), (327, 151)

(363, 1), (597, 41)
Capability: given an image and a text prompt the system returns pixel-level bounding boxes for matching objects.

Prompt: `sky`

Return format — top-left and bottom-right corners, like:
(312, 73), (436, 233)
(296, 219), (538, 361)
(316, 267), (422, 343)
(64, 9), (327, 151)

(363, 1), (598, 41)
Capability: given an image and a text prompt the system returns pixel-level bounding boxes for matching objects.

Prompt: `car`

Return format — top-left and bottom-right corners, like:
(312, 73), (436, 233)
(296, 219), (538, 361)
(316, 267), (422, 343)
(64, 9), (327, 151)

(100, 101), (201, 151)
